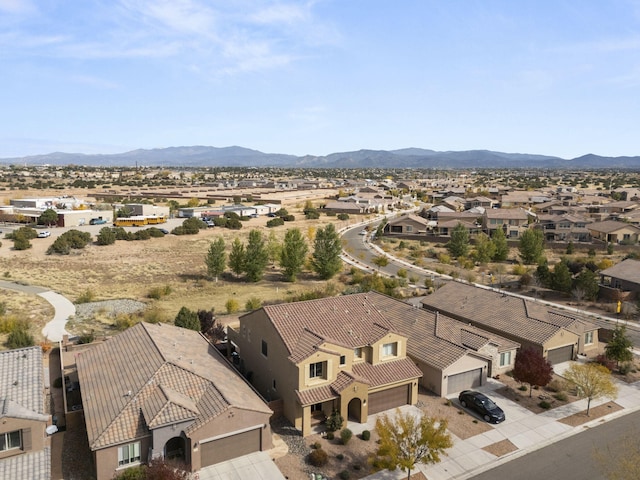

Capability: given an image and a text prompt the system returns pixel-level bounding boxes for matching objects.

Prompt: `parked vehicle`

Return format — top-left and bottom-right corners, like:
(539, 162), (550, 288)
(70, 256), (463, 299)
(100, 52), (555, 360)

(458, 390), (505, 423)
(89, 218), (107, 225)
(37, 231), (51, 238)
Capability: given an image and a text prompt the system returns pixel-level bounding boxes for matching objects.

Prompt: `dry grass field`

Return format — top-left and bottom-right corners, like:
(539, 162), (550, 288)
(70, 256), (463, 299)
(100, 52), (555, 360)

(0, 191), (377, 344)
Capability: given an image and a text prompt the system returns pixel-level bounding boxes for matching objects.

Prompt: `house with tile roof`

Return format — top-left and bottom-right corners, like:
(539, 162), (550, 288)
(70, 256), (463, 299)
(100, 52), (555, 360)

(385, 214), (432, 235)
(482, 208), (531, 238)
(535, 213), (592, 242)
(0, 346), (51, 480)
(587, 220), (640, 244)
(599, 258), (640, 299)
(76, 322), (272, 480)
(421, 282), (600, 364)
(228, 294), (423, 436)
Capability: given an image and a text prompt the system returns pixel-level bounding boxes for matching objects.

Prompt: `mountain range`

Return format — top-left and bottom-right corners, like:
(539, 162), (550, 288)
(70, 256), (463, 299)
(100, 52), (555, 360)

(2, 146), (639, 169)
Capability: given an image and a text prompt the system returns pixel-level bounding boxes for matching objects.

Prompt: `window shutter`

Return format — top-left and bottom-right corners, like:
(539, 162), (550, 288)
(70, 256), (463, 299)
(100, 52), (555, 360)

(22, 429), (32, 451)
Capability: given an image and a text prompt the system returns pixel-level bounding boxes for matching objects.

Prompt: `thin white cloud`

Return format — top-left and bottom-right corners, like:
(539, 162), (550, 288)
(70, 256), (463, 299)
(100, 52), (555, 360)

(250, 3), (309, 25)
(69, 75), (120, 90)
(0, 0), (35, 14)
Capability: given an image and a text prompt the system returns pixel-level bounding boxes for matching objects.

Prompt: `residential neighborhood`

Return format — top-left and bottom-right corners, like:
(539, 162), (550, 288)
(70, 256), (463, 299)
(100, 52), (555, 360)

(0, 166), (639, 479)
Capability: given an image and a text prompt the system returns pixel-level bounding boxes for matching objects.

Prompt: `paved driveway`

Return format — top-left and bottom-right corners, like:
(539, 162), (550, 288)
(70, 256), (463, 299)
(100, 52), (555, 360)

(197, 451), (286, 480)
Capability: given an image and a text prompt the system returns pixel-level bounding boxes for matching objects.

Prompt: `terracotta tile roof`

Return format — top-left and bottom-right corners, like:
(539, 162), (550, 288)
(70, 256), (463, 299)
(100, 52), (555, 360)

(77, 322), (271, 450)
(262, 295), (397, 360)
(420, 283), (595, 346)
(600, 258), (640, 284)
(351, 357), (422, 387)
(0, 346), (46, 419)
(588, 220), (640, 233)
(295, 385), (337, 406)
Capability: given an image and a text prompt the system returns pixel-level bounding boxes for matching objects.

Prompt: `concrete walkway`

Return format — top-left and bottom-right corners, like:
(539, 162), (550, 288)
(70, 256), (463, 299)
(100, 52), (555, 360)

(362, 362), (640, 480)
(0, 280), (74, 342)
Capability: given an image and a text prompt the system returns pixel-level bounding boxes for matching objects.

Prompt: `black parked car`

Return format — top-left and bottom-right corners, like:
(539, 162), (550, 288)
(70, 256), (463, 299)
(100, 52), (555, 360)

(458, 390), (505, 423)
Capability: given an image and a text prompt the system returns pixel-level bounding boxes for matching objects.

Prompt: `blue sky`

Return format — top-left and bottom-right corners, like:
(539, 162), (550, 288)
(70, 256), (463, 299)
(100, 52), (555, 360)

(1, 0), (639, 159)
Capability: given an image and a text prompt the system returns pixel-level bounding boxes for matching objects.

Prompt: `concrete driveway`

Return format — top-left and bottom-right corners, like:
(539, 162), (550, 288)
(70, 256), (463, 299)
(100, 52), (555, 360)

(197, 451), (286, 480)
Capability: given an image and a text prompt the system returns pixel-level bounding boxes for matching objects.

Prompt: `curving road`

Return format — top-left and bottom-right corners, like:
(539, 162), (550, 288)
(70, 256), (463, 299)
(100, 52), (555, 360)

(0, 280), (74, 342)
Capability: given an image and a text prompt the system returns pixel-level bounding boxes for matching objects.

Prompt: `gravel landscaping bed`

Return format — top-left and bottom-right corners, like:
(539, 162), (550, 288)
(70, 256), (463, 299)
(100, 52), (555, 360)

(74, 299), (147, 321)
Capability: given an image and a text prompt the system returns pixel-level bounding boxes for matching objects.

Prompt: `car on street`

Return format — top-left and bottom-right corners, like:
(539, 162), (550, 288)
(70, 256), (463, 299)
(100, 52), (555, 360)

(159, 228), (169, 234)
(359, 230), (367, 235)
(458, 390), (505, 423)
(37, 231), (51, 238)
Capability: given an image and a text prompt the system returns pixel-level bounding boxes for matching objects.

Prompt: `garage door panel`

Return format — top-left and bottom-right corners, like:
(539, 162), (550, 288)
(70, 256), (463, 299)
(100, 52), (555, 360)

(547, 345), (573, 365)
(368, 385), (409, 414)
(446, 368), (482, 395)
(200, 429), (261, 467)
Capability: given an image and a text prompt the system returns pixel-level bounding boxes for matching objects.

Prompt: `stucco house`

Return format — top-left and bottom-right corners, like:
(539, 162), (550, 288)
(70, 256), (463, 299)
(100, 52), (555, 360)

(587, 220), (640, 244)
(76, 322), (272, 480)
(0, 346), (51, 480)
(599, 258), (640, 300)
(385, 214), (432, 235)
(228, 294), (423, 436)
(421, 283), (600, 364)
(482, 208), (530, 238)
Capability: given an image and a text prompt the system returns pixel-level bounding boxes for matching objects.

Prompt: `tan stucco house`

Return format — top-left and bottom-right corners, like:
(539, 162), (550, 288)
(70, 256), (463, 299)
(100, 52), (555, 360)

(228, 294), (423, 436)
(421, 282), (600, 364)
(0, 346), (51, 480)
(587, 220), (640, 244)
(77, 322), (272, 480)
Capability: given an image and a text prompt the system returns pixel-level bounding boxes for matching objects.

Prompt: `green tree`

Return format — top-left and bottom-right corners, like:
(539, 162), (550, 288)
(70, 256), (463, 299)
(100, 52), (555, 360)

(174, 306), (200, 331)
(311, 223), (343, 280)
(279, 228), (309, 282)
(244, 229), (269, 282)
(38, 208), (58, 226)
(12, 233), (31, 251)
(374, 409), (453, 480)
(573, 269), (599, 301)
(473, 233), (495, 264)
(96, 226), (116, 245)
(605, 325), (634, 368)
(375, 217), (388, 238)
(372, 255), (389, 271)
(491, 227), (509, 261)
(512, 347), (553, 397)
(205, 237), (226, 281)
(518, 228), (545, 265)
(551, 261), (573, 294)
(564, 363), (618, 416)
(266, 230), (281, 264)
(228, 238), (246, 277)
(446, 223), (469, 258)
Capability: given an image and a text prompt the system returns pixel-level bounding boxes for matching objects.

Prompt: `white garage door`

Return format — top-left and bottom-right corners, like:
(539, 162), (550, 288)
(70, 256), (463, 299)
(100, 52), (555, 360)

(447, 368), (483, 395)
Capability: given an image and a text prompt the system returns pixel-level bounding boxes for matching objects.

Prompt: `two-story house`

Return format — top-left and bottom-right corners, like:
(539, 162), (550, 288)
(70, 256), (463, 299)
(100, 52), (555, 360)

(229, 295), (422, 436)
(483, 208), (530, 238)
(535, 214), (592, 242)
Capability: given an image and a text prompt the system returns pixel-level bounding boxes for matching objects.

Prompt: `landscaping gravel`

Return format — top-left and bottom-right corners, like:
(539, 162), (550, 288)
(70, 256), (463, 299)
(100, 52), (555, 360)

(74, 299), (147, 321)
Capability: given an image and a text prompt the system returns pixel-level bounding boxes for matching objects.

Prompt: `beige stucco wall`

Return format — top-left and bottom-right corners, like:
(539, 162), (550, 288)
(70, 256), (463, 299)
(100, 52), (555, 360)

(543, 330), (579, 359)
(0, 417), (48, 460)
(94, 436), (152, 480)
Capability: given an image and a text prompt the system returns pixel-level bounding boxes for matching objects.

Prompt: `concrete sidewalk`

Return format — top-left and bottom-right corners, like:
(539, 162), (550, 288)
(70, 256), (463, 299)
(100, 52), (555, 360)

(363, 364), (640, 480)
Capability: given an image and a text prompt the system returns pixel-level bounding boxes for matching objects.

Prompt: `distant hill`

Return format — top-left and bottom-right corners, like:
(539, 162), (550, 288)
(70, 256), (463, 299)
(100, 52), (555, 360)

(1, 146), (639, 169)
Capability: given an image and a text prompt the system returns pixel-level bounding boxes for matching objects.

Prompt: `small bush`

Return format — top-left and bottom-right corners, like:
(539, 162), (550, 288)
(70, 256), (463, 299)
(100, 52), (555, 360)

(326, 432), (335, 441)
(337, 213), (349, 220)
(266, 217), (284, 228)
(307, 448), (328, 467)
(619, 362), (633, 375)
(6, 329), (35, 349)
(326, 410), (344, 432)
(76, 289), (95, 304)
(312, 441), (322, 450)
(518, 385), (528, 391)
(245, 297), (262, 310)
(546, 378), (566, 392)
(553, 392), (568, 401)
(361, 430), (370, 441)
(225, 298), (240, 314)
(336, 453), (344, 461)
(539, 400), (552, 409)
(595, 354), (615, 371)
(352, 463), (362, 471)
(339, 470), (350, 480)
(77, 332), (95, 344)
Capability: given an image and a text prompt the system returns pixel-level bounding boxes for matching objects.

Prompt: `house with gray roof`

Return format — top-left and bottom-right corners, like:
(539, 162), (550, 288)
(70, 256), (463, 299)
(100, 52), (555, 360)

(421, 282), (600, 364)
(76, 322), (272, 480)
(600, 258), (640, 300)
(587, 220), (640, 244)
(0, 346), (51, 480)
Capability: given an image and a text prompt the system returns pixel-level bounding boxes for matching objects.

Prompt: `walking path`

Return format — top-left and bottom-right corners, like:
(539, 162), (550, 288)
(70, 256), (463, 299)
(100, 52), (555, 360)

(0, 280), (74, 342)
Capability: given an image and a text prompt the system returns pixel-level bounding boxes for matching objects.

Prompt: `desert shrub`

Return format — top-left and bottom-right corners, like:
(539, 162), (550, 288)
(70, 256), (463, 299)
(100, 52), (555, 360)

(337, 213), (349, 220)
(512, 263), (527, 275)
(213, 217), (228, 227)
(225, 298), (240, 314)
(553, 392), (568, 401)
(245, 297), (262, 310)
(340, 428), (353, 445)
(47, 236), (71, 255)
(352, 463), (362, 471)
(538, 400), (552, 409)
(307, 448), (328, 467)
(114, 314), (139, 331)
(518, 385), (528, 391)
(519, 272), (533, 287)
(339, 471), (350, 480)
(282, 214), (295, 221)
(437, 253), (451, 264)
(336, 453), (344, 460)
(458, 256), (475, 270)
(147, 227), (165, 238)
(546, 378), (566, 392)
(7, 329), (35, 349)
(396, 268), (407, 278)
(0, 316), (29, 334)
(361, 429), (370, 441)
(0, 301), (5, 316)
(305, 210), (320, 220)
(13, 235), (31, 250)
(76, 289), (95, 304)
(326, 432), (335, 441)
(619, 362), (633, 375)
(311, 441), (322, 450)
(148, 285), (172, 299)
(96, 227), (116, 245)
(143, 307), (164, 324)
(266, 217), (284, 228)
(77, 332), (95, 344)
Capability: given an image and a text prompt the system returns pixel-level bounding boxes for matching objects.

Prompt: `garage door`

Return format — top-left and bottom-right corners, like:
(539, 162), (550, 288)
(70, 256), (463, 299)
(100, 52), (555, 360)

(446, 368), (483, 395)
(368, 385), (410, 414)
(200, 428), (261, 467)
(547, 345), (573, 364)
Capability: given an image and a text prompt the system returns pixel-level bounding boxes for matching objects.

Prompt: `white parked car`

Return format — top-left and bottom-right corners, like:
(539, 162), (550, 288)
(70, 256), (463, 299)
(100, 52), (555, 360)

(37, 231), (51, 238)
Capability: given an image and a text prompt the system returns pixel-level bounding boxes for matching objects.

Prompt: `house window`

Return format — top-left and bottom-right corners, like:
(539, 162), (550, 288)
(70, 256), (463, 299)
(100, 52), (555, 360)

(585, 331), (594, 345)
(382, 342), (397, 357)
(261, 340), (268, 357)
(499, 351), (511, 367)
(339, 355), (346, 366)
(309, 361), (325, 379)
(354, 347), (363, 359)
(118, 442), (141, 466)
(406, 225), (413, 232)
(311, 403), (322, 413)
(0, 430), (21, 452)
